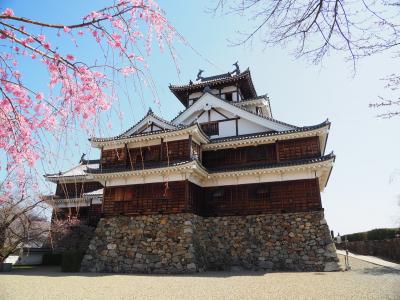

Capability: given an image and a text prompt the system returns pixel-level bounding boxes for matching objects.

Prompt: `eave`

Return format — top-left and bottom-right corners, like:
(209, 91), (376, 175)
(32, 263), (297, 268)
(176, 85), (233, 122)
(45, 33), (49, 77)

(204, 121), (330, 151)
(44, 175), (93, 184)
(87, 154), (334, 192)
(87, 160), (208, 180)
(199, 154), (334, 192)
(42, 196), (102, 208)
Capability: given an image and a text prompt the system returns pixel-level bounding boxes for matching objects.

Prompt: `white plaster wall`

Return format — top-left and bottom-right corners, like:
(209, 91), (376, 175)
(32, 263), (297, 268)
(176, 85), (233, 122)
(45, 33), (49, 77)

(5, 253), (44, 265)
(218, 120), (237, 137)
(201, 169), (319, 187)
(238, 118), (268, 135)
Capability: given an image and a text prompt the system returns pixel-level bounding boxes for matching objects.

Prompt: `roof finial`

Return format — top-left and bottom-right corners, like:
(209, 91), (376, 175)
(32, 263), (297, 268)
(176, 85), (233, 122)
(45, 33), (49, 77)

(147, 107), (153, 115)
(232, 61), (240, 75)
(196, 69), (204, 81)
(79, 153), (86, 163)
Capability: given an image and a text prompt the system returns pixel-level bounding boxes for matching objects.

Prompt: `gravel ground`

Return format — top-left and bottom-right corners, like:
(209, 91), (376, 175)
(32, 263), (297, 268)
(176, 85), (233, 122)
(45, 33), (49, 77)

(0, 255), (399, 300)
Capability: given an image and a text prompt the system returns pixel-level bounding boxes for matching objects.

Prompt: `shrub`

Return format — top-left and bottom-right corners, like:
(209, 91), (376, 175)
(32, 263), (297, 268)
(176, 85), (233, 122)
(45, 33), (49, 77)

(367, 228), (396, 241)
(345, 232), (367, 242)
(61, 251), (85, 272)
(42, 253), (62, 266)
(344, 228), (398, 242)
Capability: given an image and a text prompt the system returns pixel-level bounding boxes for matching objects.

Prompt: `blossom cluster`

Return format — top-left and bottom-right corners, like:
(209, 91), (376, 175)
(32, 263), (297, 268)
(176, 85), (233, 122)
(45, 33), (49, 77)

(0, 1), (176, 195)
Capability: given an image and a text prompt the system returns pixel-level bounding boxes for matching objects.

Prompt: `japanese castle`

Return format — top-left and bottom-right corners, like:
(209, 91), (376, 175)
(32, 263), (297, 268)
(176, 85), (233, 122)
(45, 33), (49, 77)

(44, 64), (339, 273)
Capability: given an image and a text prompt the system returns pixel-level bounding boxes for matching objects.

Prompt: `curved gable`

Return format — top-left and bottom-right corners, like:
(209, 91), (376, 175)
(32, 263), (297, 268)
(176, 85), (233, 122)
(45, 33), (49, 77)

(172, 93), (296, 138)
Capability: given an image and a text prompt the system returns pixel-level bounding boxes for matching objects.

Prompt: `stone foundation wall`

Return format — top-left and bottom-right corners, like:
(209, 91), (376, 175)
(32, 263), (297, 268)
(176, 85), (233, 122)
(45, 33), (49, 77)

(81, 211), (339, 273)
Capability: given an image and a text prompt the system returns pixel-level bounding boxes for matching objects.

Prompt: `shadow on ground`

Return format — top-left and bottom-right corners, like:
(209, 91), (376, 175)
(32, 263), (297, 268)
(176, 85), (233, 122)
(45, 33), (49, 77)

(357, 267), (400, 276)
(3, 265), (340, 278)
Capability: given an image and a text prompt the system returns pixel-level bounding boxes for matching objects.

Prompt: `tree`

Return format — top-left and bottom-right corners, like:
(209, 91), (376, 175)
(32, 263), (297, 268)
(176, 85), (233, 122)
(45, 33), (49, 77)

(0, 177), (49, 263)
(0, 1), (177, 194)
(211, 0), (400, 117)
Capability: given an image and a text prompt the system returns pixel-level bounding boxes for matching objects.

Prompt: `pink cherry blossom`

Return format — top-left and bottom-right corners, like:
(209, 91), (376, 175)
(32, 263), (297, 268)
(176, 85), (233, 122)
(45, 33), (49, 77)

(35, 92), (44, 100)
(0, 1), (177, 195)
(66, 54), (75, 61)
(3, 8), (14, 17)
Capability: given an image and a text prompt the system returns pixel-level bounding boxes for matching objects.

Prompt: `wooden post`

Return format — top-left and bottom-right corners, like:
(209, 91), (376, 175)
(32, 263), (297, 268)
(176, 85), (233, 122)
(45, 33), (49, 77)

(124, 143), (128, 169)
(276, 141), (280, 163)
(188, 135), (192, 159)
(160, 138), (163, 161)
(185, 179), (189, 212)
(235, 118), (239, 136)
(100, 146), (104, 171)
(101, 181), (106, 215)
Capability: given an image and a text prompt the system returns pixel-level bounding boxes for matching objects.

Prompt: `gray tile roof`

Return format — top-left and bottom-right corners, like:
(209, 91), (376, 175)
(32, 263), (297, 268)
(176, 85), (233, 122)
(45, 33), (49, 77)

(209, 120), (330, 143)
(84, 153), (334, 176)
(207, 153), (335, 173)
(170, 69), (255, 92)
(85, 159), (194, 174)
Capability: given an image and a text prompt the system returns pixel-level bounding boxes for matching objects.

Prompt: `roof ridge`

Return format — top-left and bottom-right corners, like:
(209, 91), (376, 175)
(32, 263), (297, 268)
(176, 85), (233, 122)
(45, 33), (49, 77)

(169, 68), (252, 89)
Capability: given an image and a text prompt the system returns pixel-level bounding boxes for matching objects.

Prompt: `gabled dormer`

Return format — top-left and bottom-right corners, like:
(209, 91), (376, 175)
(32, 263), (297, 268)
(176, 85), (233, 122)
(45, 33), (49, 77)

(119, 108), (178, 137)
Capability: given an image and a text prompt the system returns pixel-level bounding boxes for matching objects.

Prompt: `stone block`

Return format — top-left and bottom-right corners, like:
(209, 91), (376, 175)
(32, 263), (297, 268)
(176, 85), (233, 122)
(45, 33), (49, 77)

(324, 262), (340, 272)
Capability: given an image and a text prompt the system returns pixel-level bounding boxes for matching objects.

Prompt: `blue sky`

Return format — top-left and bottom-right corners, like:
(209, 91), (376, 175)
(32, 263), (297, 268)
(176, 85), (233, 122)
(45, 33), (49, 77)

(3, 1), (400, 234)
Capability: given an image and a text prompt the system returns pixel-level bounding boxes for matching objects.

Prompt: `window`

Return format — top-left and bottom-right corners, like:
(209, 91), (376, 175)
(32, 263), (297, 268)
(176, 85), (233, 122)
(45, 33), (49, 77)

(201, 122), (219, 136)
(249, 184), (271, 201)
(225, 92), (233, 101)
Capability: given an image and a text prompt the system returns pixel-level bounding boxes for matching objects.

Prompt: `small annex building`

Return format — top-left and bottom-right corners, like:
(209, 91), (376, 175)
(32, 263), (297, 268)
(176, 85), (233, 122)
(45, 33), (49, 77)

(44, 65), (339, 273)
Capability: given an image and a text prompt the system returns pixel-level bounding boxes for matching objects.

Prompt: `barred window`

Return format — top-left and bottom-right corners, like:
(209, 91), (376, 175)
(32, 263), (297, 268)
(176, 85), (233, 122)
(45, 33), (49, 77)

(201, 122), (219, 136)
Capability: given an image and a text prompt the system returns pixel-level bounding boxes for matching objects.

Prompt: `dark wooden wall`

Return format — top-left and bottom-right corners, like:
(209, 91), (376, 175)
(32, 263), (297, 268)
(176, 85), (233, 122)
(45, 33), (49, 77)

(277, 137), (320, 162)
(203, 144), (276, 169)
(203, 137), (320, 170)
(103, 181), (190, 216)
(100, 139), (195, 170)
(102, 179), (321, 217)
(55, 181), (103, 198)
(202, 179), (321, 216)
